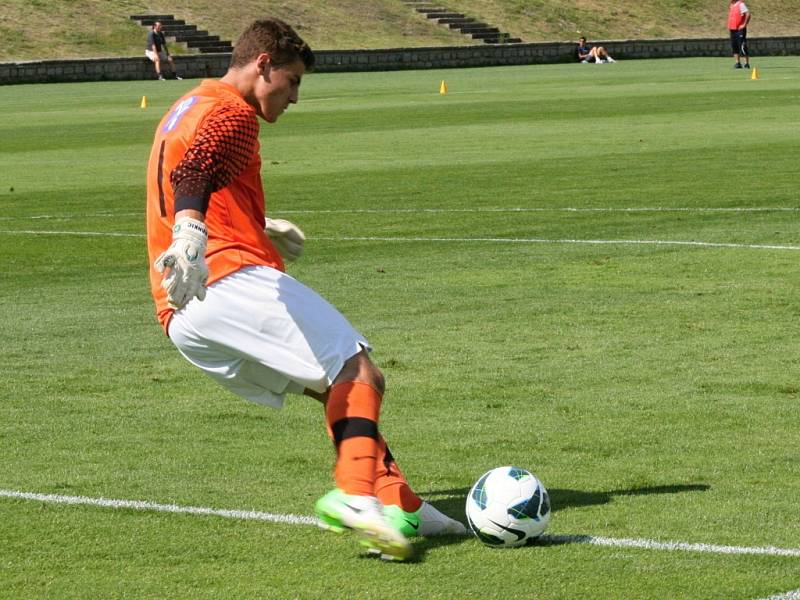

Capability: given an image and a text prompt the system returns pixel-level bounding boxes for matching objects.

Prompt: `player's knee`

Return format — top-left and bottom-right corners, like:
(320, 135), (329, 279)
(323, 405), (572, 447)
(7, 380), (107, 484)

(335, 351), (385, 395)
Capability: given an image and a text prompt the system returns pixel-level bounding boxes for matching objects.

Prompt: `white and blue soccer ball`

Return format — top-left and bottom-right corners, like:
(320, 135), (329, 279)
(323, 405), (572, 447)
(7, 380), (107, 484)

(466, 466), (551, 547)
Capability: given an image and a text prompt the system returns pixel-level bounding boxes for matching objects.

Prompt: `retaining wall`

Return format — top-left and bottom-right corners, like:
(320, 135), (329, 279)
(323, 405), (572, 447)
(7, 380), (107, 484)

(1, 36), (798, 85)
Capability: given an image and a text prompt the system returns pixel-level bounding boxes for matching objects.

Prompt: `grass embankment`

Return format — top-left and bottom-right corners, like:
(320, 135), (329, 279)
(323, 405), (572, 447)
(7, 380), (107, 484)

(2, 0), (798, 61)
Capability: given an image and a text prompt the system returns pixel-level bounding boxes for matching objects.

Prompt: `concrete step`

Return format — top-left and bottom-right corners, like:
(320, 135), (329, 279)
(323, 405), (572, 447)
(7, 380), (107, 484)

(161, 25), (199, 33)
(405, 1), (522, 44)
(138, 18), (186, 27)
(441, 18), (476, 26)
(424, 12), (463, 19)
(172, 32), (217, 42)
(187, 39), (229, 48)
(471, 31), (504, 40)
(464, 27), (501, 35)
(457, 23), (492, 31)
(479, 35), (522, 44)
(131, 13), (232, 54)
(198, 45), (233, 53)
(130, 14), (174, 21)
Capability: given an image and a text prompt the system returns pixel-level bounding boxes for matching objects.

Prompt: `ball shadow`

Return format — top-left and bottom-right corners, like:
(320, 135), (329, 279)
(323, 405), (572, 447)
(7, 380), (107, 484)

(410, 482), (711, 559)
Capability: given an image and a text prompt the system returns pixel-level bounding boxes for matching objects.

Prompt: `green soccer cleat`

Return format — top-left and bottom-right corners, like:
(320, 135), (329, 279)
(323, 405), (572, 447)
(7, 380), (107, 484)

(315, 489), (412, 561)
(384, 502), (467, 537)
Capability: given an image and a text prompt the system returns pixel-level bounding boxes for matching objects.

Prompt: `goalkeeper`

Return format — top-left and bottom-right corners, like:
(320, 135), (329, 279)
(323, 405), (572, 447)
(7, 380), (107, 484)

(145, 17), (463, 562)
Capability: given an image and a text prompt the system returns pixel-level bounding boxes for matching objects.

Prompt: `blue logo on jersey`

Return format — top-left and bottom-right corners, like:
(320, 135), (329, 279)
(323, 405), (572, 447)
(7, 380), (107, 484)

(163, 96), (198, 133)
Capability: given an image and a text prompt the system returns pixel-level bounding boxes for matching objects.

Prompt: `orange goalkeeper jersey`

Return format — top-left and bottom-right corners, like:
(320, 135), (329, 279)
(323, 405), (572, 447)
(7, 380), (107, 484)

(146, 79), (284, 333)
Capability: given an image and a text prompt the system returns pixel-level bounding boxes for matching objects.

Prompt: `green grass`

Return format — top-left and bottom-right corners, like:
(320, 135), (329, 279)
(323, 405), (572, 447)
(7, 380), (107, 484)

(3, 0), (800, 61)
(1, 57), (800, 598)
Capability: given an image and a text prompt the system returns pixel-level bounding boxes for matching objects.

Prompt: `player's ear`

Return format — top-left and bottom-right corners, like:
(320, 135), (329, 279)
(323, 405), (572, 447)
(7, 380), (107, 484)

(256, 53), (272, 78)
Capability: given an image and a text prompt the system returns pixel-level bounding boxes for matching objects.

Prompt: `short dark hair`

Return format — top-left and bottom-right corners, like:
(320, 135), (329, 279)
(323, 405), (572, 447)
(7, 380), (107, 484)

(579, 36), (586, 43)
(230, 18), (315, 70)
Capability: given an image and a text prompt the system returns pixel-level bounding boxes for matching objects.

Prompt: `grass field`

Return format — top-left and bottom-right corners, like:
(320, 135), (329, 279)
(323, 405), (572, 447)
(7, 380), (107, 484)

(1, 57), (800, 598)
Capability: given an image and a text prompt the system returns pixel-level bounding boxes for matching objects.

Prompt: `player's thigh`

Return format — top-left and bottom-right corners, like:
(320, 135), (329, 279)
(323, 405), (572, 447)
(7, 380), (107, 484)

(169, 266), (369, 398)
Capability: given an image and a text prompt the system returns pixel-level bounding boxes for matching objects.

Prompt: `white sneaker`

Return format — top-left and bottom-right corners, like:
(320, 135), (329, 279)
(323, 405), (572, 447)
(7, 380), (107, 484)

(384, 501), (467, 537)
(596, 59), (605, 64)
(607, 57), (616, 63)
(315, 489), (412, 561)
(418, 502), (467, 536)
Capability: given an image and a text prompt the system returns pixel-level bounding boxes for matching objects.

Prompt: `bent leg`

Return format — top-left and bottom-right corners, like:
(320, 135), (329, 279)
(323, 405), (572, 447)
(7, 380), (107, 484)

(325, 353), (383, 496)
(318, 351), (413, 558)
(319, 351), (421, 506)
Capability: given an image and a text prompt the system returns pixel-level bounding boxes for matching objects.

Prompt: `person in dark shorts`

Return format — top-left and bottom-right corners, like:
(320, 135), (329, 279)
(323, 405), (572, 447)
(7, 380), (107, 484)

(728, 0), (751, 69)
(146, 21), (182, 80)
(577, 37), (615, 64)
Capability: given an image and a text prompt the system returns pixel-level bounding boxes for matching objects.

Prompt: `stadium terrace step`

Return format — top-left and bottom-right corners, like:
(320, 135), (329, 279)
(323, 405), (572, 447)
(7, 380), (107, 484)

(131, 14), (233, 54)
(130, 14), (174, 21)
(458, 24), (495, 32)
(198, 47), (234, 54)
(187, 39), (226, 49)
(176, 33), (217, 43)
(137, 18), (187, 27)
(471, 32), (504, 40)
(425, 12), (462, 19)
(405, 4), (521, 44)
(161, 25), (199, 34)
(440, 18), (477, 26)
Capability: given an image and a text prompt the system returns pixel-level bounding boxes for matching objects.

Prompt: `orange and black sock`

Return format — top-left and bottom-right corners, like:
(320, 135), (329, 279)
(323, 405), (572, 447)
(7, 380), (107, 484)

(374, 436), (423, 513)
(325, 381), (381, 497)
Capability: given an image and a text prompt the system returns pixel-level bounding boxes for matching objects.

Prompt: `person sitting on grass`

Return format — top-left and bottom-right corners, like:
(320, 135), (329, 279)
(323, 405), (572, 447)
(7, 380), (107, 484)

(577, 36), (616, 63)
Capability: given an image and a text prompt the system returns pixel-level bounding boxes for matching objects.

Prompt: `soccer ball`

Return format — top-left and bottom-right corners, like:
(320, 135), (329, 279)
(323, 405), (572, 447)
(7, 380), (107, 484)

(466, 466), (551, 547)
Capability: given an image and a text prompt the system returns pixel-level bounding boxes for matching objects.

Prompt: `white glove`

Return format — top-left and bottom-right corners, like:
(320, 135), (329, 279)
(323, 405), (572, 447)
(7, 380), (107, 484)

(154, 217), (209, 309)
(265, 218), (305, 262)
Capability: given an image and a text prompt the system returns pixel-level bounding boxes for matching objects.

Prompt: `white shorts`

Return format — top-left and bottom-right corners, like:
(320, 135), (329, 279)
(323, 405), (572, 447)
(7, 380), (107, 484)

(145, 50), (169, 62)
(168, 266), (370, 409)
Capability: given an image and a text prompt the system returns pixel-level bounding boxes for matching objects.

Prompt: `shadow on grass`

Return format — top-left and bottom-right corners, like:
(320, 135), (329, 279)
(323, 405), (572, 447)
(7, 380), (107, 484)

(425, 482), (711, 519)
(403, 483), (711, 560)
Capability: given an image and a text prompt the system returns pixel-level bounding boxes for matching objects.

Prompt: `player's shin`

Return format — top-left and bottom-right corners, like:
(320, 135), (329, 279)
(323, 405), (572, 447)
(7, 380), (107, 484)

(326, 381), (381, 496)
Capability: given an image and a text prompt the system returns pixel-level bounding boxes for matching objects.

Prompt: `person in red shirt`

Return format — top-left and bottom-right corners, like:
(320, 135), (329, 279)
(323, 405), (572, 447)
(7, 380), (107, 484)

(728, 0), (752, 69)
(146, 17), (464, 562)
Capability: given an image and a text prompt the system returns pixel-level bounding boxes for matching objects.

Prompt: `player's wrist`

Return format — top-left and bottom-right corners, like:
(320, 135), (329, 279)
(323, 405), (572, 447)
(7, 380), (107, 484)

(172, 217), (208, 247)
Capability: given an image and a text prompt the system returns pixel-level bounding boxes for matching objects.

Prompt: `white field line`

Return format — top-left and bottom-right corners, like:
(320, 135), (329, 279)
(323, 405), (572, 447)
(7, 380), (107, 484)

(761, 592), (800, 600)
(1, 229), (800, 251)
(2, 489), (800, 558)
(1, 206), (800, 222)
(0, 489), (316, 526)
(320, 236), (800, 251)
(0, 230), (142, 237)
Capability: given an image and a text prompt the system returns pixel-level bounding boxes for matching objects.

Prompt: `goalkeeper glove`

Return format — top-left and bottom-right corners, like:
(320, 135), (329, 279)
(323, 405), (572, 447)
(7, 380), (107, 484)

(154, 217), (209, 309)
(265, 218), (305, 262)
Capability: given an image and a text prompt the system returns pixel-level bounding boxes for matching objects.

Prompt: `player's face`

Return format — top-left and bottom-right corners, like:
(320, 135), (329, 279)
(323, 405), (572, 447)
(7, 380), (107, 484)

(255, 58), (306, 123)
